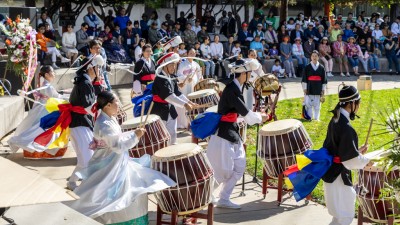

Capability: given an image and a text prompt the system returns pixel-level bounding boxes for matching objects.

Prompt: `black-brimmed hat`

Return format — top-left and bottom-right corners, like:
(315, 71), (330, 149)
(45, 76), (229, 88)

(338, 84), (360, 103)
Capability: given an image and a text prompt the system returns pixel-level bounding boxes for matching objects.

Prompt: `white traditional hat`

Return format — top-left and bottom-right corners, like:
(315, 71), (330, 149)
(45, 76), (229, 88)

(229, 58), (259, 74)
(87, 55), (104, 68)
(157, 52), (180, 66)
(163, 36), (183, 51)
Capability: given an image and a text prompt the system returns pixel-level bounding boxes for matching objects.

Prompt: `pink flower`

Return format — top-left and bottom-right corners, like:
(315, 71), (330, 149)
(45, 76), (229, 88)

(22, 51), (27, 57)
(26, 35), (30, 40)
(18, 45), (22, 49)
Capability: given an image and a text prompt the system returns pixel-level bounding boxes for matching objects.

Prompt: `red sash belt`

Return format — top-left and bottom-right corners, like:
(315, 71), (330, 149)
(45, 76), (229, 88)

(308, 75), (322, 81)
(34, 104), (88, 146)
(220, 113), (238, 122)
(93, 81), (104, 86)
(153, 95), (168, 104)
(333, 156), (341, 164)
(141, 74), (155, 82)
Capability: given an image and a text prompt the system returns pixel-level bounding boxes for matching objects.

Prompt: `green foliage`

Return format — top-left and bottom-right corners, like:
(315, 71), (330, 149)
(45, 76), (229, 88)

(245, 88), (400, 204)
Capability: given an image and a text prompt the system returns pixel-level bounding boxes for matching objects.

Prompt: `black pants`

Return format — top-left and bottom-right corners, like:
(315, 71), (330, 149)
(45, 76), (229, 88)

(213, 59), (227, 79)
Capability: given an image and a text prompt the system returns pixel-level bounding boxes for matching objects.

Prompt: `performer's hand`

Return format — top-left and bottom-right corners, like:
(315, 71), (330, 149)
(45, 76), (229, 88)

(188, 77), (193, 83)
(366, 161), (374, 167)
(141, 84), (146, 91)
(359, 144), (368, 154)
(184, 103), (193, 111)
(321, 91), (325, 95)
(304, 90), (308, 95)
(178, 82), (185, 88)
(135, 128), (146, 138)
(261, 113), (269, 123)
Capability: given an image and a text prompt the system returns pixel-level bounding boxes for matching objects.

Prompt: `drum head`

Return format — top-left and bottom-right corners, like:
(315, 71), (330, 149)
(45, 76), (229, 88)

(205, 105), (218, 113)
(121, 114), (160, 129)
(254, 74), (280, 94)
(259, 119), (303, 136)
(152, 143), (203, 161)
(216, 82), (226, 92)
(188, 89), (217, 99)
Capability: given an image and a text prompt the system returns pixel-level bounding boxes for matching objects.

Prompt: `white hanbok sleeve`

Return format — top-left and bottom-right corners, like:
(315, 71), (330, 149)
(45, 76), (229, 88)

(342, 154), (370, 170)
(165, 94), (188, 108)
(244, 111), (262, 126)
(97, 120), (139, 154)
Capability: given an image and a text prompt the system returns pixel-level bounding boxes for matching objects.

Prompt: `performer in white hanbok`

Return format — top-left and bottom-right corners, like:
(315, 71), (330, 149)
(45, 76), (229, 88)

(321, 84), (371, 225)
(244, 49), (265, 110)
(176, 48), (202, 128)
(207, 59), (267, 209)
(8, 65), (69, 154)
(66, 91), (176, 225)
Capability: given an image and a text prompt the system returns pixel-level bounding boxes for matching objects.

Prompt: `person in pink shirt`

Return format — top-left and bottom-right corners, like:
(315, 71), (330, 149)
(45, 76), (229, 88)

(332, 34), (350, 77)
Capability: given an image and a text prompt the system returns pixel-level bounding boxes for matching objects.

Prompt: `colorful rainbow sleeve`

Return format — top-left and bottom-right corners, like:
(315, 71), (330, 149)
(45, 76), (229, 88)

(284, 148), (333, 202)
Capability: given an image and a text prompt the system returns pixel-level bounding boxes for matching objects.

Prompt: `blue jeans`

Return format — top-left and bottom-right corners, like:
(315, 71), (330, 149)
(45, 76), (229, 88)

(348, 57), (359, 68)
(368, 54), (380, 71)
(387, 54), (400, 72)
(204, 61), (215, 78)
(103, 71), (111, 91)
(293, 55), (308, 68)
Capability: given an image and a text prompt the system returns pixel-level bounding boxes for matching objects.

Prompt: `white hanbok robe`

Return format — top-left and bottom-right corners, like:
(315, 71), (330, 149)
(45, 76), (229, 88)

(8, 79), (69, 154)
(66, 112), (176, 224)
(243, 58), (264, 111)
(176, 60), (202, 129)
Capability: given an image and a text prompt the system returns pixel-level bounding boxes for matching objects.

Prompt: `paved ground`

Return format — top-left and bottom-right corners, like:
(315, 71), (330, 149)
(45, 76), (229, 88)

(3, 75), (398, 224)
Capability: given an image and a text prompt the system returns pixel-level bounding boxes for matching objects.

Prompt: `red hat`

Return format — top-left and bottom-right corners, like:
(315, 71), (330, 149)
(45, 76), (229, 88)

(157, 52), (180, 66)
(242, 23), (248, 27)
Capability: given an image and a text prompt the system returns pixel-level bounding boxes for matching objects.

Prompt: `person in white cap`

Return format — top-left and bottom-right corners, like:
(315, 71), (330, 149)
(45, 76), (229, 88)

(176, 49), (203, 129)
(207, 59), (267, 209)
(67, 56), (101, 190)
(151, 52), (196, 144)
(253, 23), (265, 40)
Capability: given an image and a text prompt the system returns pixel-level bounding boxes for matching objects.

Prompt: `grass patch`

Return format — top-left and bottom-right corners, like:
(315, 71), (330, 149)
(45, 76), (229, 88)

(245, 88), (400, 204)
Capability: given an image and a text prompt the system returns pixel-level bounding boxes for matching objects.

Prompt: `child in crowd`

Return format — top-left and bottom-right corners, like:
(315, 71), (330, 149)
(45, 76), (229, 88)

(261, 39), (270, 59)
(232, 41), (242, 57)
(268, 44), (280, 60)
(178, 43), (187, 57)
(271, 59), (285, 78)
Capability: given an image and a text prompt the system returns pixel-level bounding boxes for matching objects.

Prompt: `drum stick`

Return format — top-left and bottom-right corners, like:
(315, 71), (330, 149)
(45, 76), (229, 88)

(141, 101), (154, 129)
(365, 119), (373, 146)
(140, 100), (145, 126)
(193, 103), (213, 109)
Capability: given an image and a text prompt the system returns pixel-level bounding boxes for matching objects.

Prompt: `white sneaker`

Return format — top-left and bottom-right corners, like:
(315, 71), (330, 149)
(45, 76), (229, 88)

(346, 72), (351, 77)
(66, 181), (77, 191)
(340, 73), (345, 77)
(293, 74), (297, 78)
(288, 73), (292, 78)
(52, 63), (59, 69)
(61, 57), (71, 63)
(216, 199), (241, 209)
(211, 194), (219, 205)
(328, 72), (334, 77)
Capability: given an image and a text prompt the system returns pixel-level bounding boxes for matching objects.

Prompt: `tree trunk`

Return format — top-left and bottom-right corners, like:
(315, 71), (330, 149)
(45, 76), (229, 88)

(244, 0), (249, 23)
(390, 4), (399, 23)
(196, 0), (203, 21)
(44, 0), (51, 9)
(25, 0), (35, 7)
(304, 2), (312, 18)
(280, 0), (288, 24)
(323, 0), (330, 16)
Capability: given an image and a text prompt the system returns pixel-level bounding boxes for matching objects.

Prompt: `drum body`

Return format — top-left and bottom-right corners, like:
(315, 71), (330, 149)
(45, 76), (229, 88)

(23, 147), (68, 160)
(193, 78), (219, 93)
(152, 143), (214, 215)
(186, 89), (219, 122)
(257, 119), (312, 178)
(121, 115), (170, 158)
(356, 165), (400, 223)
(253, 74), (280, 96)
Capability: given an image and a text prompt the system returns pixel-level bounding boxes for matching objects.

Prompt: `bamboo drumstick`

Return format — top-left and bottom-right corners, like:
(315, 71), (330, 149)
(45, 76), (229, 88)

(140, 100), (145, 126)
(141, 101), (154, 129)
(365, 118), (374, 145)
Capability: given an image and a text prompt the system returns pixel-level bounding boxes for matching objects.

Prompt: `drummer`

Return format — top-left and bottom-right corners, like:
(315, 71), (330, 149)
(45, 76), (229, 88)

(176, 48), (203, 129)
(151, 52), (197, 145)
(245, 49), (266, 111)
(207, 59), (267, 209)
(321, 84), (371, 225)
(132, 44), (156, 95)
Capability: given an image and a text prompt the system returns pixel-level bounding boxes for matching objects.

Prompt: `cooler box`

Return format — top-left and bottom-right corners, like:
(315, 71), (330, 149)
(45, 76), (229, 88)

(357, 75), (372, 91)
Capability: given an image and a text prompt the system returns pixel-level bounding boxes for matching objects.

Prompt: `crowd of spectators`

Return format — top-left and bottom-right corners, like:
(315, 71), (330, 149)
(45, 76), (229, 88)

(22, 6), (400, 77)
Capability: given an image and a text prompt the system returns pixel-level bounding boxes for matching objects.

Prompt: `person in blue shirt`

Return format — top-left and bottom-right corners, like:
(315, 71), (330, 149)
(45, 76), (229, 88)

(84, 6), (100, 36)
(304, 23), (318, 41)
(342, 23), (354, 42)
(237, 23), (252, 46)
(121, 20), (139, 62)
(114, 7), (130, 31)
(250, 35), (264, 63)
(140, 14), (149, 40)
